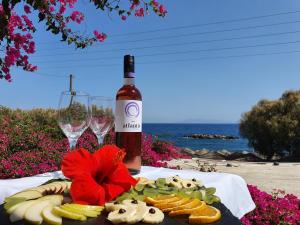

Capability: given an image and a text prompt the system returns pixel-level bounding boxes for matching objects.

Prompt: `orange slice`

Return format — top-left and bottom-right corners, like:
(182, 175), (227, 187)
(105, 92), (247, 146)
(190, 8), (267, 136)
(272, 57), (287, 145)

(145, 196), (180, 205)
(154, 198), (191, 211)
(189, 205), (221, 224)
(170, 199), (202, 211)
(169, 201), (206, 216)
(155, 194), (176, 200)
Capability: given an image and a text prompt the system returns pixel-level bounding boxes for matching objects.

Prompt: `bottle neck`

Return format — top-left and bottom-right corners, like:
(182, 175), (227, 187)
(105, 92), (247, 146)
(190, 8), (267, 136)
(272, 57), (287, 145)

(124, 78), (135, 85)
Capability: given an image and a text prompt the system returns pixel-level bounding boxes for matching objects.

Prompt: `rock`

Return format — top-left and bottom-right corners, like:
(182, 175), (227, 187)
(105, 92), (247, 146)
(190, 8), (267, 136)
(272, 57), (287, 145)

(181, 148), (195, 156)
(183, 134), (239, 140)
(273, 162), (279, 166)
(226, 163), (233, 167)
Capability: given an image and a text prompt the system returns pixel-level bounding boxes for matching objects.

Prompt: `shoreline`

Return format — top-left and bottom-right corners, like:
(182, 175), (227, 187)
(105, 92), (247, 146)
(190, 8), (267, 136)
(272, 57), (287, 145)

(167, 150), (300, 197)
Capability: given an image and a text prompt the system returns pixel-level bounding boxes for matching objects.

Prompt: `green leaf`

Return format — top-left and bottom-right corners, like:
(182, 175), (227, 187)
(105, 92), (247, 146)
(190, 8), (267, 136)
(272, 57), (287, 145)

(38, 13), (45, 22)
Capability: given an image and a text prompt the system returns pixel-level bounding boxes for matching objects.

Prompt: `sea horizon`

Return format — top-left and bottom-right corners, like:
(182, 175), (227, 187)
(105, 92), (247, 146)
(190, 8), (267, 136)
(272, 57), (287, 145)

(143, 123), (252, 152)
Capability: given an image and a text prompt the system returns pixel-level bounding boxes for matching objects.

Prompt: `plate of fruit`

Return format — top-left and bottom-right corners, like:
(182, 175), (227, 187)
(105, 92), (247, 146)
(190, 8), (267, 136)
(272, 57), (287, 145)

(0, 176), (243, 225)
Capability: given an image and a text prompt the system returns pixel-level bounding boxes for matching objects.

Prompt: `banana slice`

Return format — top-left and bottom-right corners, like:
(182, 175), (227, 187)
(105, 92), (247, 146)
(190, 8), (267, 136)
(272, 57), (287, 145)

(122, 199), (146, 208)
(191, 178), (203, 187)
(126, 204), (148, 224)
(136, 177), (149, 185)
(105, 202), (124, 212)
(181, 180), (197, 189)
(143, 206), (164, 224)
(166, 176), (183, 189)
(107, 205), (136, 224)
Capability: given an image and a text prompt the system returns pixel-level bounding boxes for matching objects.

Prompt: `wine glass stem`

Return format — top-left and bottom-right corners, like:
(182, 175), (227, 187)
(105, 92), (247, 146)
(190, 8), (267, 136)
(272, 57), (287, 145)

(68, 137), (78, 150)
(97, 135), (104, 146)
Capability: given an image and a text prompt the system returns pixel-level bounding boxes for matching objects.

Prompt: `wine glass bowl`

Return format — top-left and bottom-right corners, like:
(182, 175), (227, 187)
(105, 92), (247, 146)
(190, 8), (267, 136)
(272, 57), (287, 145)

(58, 91), (90, 150)
(89, 96), (114, 146)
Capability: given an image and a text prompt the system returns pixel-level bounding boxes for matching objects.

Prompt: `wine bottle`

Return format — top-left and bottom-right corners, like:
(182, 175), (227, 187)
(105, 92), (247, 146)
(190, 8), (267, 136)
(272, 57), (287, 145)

(115, 55), (142, 175)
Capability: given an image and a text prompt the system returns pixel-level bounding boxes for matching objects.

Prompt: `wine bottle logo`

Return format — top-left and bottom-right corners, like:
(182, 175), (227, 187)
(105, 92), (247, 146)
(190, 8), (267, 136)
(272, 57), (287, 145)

(125, 102), (140, 118)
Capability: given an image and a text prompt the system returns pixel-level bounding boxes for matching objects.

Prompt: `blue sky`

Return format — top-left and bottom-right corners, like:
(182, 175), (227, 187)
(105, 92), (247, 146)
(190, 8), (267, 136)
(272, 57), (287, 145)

(1, 0), (300, 123)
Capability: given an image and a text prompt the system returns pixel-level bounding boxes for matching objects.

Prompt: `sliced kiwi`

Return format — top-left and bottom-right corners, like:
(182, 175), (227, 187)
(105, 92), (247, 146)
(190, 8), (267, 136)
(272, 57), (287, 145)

(134, 184), (145, 192)
(205, 187), (216, 196)
(155, 178), (166, 188)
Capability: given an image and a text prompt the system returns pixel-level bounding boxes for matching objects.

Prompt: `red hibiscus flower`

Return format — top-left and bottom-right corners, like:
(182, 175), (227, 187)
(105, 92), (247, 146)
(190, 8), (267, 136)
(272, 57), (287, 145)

(61, 145), (137, 205)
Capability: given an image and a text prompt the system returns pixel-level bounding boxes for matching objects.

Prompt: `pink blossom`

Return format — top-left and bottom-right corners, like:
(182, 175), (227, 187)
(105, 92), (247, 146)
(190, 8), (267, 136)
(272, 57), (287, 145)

(93, 30), (107, 42)
(70, 11), (84, 24)
(159, 5), (167, 15)
(121, 15), (127, 21)
(135, 7), (144, 17)
(49, 6), (55, 12)
(24, 5), (31, 14)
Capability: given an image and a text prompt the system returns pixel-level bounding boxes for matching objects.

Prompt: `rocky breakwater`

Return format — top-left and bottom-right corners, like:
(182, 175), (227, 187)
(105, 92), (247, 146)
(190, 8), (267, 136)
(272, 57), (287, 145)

(181, 148), (265, 162)
(183, 133), (239, 140)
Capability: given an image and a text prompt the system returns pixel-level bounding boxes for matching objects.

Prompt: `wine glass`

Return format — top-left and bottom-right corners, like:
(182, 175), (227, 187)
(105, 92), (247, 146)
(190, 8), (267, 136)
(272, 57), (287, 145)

(58, 91), (91, 150)
(89, 96), (114, 146)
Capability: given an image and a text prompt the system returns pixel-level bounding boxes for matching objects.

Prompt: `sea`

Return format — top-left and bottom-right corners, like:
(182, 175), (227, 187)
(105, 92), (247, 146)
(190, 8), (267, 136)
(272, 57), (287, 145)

(143, 123), (252, 152)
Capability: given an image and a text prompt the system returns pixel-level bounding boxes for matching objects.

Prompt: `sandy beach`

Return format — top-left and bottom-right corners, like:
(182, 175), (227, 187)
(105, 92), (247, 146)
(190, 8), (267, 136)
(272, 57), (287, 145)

(166, 157), (300, 197)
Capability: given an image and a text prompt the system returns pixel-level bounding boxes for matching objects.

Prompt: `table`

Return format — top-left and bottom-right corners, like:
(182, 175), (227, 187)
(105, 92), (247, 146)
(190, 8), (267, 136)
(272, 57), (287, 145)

(0, 166), (255, 220)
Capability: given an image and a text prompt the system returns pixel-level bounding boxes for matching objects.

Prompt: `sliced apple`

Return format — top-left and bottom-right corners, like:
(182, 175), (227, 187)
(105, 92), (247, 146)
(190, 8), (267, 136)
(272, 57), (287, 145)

(60, 205), (99, 217)
(52, 206), (87, 221)
(39, 195), (63, 206)
(24, 200), (51, 225)
(65, 181), (71, 190)
(29, 186), (48, 194)
(58, 182), (67, 193)
(64, 203), (104, 212)
(4, 197), (27, 211)
(6, 190), (42, 201)
(42, 205), (62, 225)
(9, 200), (37, 222)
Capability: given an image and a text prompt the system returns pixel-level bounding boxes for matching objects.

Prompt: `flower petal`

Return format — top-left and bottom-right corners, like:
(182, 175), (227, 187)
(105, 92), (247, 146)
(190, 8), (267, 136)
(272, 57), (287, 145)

(70, 174), (106, 205)
(106, 163), (137, 191)
(93, 145), (126, 182)
(103, 183), (125, 202)
(61, 148), (96, 179)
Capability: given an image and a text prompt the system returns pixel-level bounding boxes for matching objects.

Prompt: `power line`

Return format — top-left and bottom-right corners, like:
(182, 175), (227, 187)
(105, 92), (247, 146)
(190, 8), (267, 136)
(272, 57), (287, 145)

(32, 40), (300, 64)
(36, 20), (300, 50)
(22, 71), (68, 78)
(32, 29), (300, 58)
(37, 49), (300, 70)
(36, 9), (300, 45)
(109, 10), (300, 37)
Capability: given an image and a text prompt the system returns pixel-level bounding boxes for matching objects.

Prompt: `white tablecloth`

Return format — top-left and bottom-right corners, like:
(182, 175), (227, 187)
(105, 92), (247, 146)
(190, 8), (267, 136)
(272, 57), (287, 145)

(0, 166), (255, 219)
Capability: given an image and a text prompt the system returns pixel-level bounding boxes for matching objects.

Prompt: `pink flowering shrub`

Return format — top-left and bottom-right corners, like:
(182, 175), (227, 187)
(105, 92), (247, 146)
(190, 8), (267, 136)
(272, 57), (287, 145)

(141, 133), (191, 167)
(0, 107), (185, 178)
(241, 185), (300, 225)
(0, 0), (167, 81)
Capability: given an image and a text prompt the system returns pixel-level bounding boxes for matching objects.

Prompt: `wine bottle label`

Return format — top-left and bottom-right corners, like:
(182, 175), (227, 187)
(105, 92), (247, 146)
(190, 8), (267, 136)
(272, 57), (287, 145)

(115, 100), (142, 132)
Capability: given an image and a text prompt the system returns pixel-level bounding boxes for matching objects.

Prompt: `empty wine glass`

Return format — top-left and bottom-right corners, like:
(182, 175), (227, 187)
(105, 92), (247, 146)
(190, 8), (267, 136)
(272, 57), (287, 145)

(58, 91), (90, 150)
(89, 96), (114, 146)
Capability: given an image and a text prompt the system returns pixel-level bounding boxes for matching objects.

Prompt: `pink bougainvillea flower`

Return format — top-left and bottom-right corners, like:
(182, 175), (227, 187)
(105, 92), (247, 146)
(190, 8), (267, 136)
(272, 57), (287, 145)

(24, 5), (31, 14)
(61, 145), (137, 205)
(93, 30), (107, 42)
